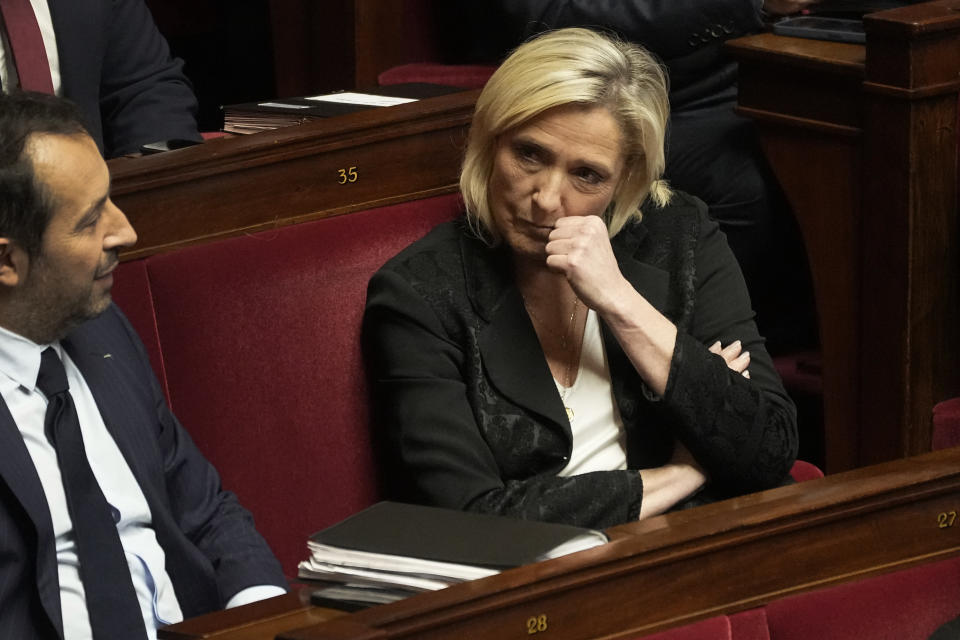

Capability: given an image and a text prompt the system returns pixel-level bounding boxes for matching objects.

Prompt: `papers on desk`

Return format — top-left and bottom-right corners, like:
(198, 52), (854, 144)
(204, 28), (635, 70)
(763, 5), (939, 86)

(306, 92), (418, 107)
(221, 84), (461, 134)
(298, 501), (608, 610)
(299, 541), (499, 591)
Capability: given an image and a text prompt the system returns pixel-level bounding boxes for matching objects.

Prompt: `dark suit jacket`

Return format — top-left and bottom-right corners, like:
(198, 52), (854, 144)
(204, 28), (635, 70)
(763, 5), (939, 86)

(47, 0), (201, 157)
(0, 305), (286, 639)
(441, 0), (764, 108)
(364, 192), (798, 530)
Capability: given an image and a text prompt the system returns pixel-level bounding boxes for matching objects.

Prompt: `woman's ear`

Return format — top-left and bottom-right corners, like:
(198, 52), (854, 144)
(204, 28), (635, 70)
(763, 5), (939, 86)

(0, 239), (29, 288)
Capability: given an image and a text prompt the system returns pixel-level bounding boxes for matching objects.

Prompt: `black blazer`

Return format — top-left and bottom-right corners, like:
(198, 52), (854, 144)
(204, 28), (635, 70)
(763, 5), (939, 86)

(364, 192), (798, 530)
(0, 306), (286, 639)
(47, 0), (201, 157)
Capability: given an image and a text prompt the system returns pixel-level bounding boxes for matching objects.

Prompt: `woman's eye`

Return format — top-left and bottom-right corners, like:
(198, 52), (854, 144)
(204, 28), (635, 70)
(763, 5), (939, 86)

(514, 143), (540, 163)
(574, 168), (603, 185)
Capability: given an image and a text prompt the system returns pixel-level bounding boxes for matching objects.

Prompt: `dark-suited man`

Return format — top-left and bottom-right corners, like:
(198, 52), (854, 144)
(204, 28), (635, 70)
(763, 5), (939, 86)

(0, 91), (286, 639)
(0, 0), (201, 157)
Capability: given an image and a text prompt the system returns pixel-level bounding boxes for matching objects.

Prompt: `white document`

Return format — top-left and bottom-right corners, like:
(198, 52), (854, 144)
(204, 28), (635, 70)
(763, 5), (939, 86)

(306, 92), (418, 107)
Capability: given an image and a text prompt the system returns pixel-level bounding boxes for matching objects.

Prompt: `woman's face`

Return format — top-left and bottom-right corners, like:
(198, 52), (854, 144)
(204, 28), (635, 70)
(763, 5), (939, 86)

(488, 103), (625, 260)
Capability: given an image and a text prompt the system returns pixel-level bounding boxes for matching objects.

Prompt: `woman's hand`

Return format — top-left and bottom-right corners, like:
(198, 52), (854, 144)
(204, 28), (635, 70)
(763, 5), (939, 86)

(544, 215), (632, 313)
(638, 441), (708, 519)
(545, 214), (677, 396)
(709, 340), (751, 379)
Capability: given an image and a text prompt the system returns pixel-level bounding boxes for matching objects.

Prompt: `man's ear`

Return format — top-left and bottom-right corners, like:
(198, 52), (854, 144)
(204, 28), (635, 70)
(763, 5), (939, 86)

(0, 238), (29, 288)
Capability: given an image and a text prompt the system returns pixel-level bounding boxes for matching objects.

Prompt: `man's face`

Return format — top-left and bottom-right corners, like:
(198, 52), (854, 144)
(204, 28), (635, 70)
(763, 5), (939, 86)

(17, 133), (137, 343)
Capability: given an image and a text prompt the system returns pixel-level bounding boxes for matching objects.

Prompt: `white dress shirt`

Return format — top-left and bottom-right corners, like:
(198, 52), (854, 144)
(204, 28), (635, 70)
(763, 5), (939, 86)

(0, 0), (62, 94)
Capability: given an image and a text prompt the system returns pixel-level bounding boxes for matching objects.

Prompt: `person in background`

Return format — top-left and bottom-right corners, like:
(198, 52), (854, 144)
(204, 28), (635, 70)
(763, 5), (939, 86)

(0, 0), (201, 157)
(437, 0), (822, 354)
(364, 28), (798, 530)
(0, 91), (284, 639)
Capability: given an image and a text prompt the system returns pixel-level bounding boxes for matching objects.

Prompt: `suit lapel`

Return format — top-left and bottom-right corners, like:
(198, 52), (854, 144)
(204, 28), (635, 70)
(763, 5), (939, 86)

(61, 334), (162, 510)
(611, 219), (669, 314)
(462, 234), (570, 432)
(0, 399), (63, 634)
(478, 288), (571, 430)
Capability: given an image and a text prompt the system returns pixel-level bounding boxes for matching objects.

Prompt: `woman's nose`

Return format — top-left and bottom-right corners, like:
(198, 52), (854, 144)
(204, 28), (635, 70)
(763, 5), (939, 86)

(531, 170), (563, 218)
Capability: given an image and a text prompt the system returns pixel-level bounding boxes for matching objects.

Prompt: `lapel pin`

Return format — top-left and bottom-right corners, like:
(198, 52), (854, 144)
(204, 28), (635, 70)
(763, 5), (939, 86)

(103, 354), (112, 359)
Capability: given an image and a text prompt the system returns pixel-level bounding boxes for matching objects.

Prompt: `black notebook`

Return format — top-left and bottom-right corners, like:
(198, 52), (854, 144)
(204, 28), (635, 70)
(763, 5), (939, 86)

(298, 501), (608, 608)
(308, 501), (608, 569)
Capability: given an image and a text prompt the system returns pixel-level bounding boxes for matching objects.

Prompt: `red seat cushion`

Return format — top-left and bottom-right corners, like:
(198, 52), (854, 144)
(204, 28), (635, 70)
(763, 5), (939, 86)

(140, 195), (461, 574)
(933, 398), (960, 451)
(765, 555), (960, 640)
(730, 608), (771, 640)
(789, 460), (823, 482)
(772, 351), (822, 397)
(631, 616), (731, 640)
(112, 259), (168, 396)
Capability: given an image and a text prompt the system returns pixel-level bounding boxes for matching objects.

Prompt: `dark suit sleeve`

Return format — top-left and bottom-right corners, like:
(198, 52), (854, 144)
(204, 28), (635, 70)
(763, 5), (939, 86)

(97, 0), (200, 156)
(478, 0), (765, 61)
(365, 267), (645, 530)
(659, 205), (798, 497)
(112, 308), (287, 601)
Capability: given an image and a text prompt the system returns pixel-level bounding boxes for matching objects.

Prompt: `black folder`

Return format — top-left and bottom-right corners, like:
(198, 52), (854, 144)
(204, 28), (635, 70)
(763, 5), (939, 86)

(309, 501), (607, 570)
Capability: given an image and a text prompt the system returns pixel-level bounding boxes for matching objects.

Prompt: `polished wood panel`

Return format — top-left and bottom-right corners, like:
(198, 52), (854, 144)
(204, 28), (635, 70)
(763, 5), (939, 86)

(726, 0), (960, 472)
(159, 592), (344, 640)
(264, 0), (437, 96)
(353, 0), (439, 88)
(159, 447), (960, 639)
(109, 90), (477, 261)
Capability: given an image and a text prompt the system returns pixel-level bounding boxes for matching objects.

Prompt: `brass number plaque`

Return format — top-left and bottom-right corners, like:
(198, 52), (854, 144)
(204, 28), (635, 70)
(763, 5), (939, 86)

(526, 614), (548, 634)
(938, 511), (958, 529)
(337, 166), (359, 184)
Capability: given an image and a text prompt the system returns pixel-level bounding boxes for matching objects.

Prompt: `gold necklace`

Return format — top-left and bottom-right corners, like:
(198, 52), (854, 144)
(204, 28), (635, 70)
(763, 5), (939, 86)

(523, 295), (581, 421)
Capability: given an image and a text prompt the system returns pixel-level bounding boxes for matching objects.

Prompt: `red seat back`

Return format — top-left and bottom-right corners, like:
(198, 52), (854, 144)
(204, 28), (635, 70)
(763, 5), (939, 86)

(765, 556), (960, 640)
(113, 195), (462, 575)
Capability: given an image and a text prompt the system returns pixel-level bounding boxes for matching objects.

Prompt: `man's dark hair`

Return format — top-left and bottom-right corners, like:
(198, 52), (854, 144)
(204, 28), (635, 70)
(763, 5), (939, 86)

(0, 92), (90, 258)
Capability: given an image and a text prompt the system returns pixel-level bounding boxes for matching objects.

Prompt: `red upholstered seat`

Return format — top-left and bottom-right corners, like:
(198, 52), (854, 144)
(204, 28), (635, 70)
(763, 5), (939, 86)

(378, 63), (495, 89)
(764, 555), (960, 640)
(637, 616), (732, 639)
(933, 398), (960, 451)
(730, 608), (771, 640)
(113, 194), (462, 575)
(113, 259), (167, 395)
(788, 460), (823, 482)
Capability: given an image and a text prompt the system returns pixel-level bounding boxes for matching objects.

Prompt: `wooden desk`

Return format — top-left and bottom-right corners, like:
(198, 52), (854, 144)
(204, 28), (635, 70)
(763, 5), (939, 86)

(160, 446), (960, 639)
(726, 1), (960, 472)
(109, 89), (477, 261)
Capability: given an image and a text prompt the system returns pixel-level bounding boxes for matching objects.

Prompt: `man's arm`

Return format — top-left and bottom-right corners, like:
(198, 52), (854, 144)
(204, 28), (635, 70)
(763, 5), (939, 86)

(98, 0), (201, 157)
(111, 306), (288, 605)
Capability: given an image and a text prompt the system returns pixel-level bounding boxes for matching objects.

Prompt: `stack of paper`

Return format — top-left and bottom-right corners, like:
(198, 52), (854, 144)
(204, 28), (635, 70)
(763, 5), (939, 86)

(298, 501), (608, 609)
(221, 84), (460, 134)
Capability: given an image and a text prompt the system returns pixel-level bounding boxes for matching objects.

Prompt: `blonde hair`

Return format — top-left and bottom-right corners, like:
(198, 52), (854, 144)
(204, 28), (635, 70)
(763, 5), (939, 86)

(460, 27), (672, 242)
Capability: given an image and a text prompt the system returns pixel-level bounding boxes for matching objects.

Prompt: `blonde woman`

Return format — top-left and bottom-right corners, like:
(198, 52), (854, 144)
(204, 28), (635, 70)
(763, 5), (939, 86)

(364, 28), (797, 529)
